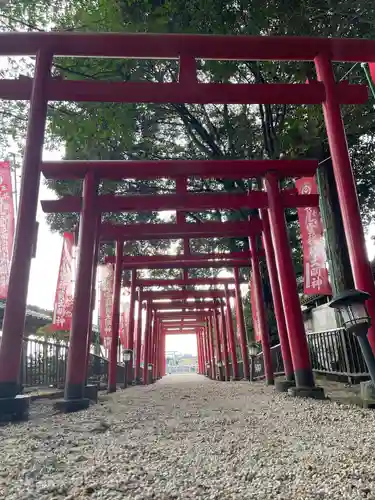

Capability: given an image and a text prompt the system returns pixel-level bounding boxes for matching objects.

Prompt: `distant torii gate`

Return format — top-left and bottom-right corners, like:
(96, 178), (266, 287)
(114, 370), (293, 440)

(0, 33), (374, 418)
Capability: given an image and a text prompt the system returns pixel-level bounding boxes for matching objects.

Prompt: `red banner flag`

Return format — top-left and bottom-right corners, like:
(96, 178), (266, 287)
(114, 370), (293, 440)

(119, 288), (130, 347)
(369, 63), (375, 85)
(0, 162), (15, 299)
(52, 232), (74, 330)
(99, 264), (114, 349)
(295, 177), (332, 295)
(250, 273), (261, 342)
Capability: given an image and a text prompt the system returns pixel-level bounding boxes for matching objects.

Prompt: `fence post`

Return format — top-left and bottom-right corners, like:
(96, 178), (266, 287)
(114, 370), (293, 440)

(339, 329), (353, 385)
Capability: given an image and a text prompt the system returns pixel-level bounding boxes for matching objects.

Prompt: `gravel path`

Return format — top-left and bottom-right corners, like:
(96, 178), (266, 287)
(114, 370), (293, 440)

(1, 374), (375, 499)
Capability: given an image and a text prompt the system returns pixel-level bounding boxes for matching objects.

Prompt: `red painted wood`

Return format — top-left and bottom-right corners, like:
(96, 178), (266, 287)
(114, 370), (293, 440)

(41, 191), (319, 213)
(1, 32), (375, 62)
(131, 278), (242, 287)
(0, 52), (52, 392)
(0, 77), (368, 105)
(105, 252), (251, 264)
(100, 220), (262, 241)
(41, 159), (318, 180)
(145, 289), (235, 299)
(153, 302), (219, 311)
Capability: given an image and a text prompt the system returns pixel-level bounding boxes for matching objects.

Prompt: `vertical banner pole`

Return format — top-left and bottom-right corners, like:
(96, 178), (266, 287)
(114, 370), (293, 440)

(233, 268), (249, 380)
(260, 209), (294, 382)
(249, 233), (274, 385)
(108, 241), (123, 393)
(224, 286), (239, 380)
(127, 268), (136, 384)
(135, 289), (143, 383)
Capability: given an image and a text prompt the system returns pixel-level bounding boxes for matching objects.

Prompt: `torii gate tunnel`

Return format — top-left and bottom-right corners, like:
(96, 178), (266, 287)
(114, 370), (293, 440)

(0, 32), (374, 417)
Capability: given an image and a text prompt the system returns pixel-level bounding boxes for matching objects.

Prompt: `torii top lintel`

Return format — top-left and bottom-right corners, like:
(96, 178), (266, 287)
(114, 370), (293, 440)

(41, 159), (317, 182)
(99, 219), (263, 242)
(1, 32), (375, 62)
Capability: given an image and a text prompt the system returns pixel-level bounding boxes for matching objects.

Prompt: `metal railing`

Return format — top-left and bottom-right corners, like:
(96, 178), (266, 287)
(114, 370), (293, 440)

(307, 328), (368, 383)
(253, 327), (370, 383)
(18, 337), (125, 389)
(167, 364), (197, 374)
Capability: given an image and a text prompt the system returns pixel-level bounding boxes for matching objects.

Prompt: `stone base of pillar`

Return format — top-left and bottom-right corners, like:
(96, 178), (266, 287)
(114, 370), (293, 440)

(265, 379), (275, 386)
(217, 367), (225, 381)
(360, 381), (375, 408)
(84, 384), (98, 402)
(54, 398), (90, 413)
(288, 386), (325, 400)
(127, 369), (134, 386)
(0, 394), (30, 422)
(107, 385), (117, 393)
(274, 379), (295, 393)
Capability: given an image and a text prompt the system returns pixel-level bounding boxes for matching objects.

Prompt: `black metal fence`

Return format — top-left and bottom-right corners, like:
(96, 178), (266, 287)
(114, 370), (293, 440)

(167, 364), (197, 374)
(253, 327), (370, 383)
(18, 337), (125, 389)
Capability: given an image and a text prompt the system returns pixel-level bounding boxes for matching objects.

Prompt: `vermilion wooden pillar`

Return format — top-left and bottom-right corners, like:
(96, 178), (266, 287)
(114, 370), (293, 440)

(156, 321), (161, 378)
(315, 55), (375, 354)
(203, 324), (211, 376)
(200, 330), (205, 374)
(152, 317), (157, 379)
(219, 301), (230, 381)
(196, 333), (202, 373)
(155, 318), (161, 379)
(161, 330), (166, 376)
(207, 316), (216, 380)
(202, 328), (208, 374)
(143, 301), (152, 385)
(233, 268), (249, 380)
(108, 241), (123, 393)
(127, 269), (136, 384)
(0, 51), (52, 404)
(213, 309), (223, 379)
(249, 233), (274, 385)
(135, 289), (142, 382)
(85, 216), (100, 382)
(150, 311), (156, 382)
(265, 174), (315, 389)
(224, 286), (239, 380)
(260, 208), (294, 381)
(63, 171), (98, 406)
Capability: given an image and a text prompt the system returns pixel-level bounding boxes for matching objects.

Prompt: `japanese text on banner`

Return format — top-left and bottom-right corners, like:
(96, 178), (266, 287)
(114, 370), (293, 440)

(99, 264), (114, 349)
(295, 177), (331, 296)
(250, 273), (261, 342)
(0, 162), (14, 300)
(52, 232), (74, 330)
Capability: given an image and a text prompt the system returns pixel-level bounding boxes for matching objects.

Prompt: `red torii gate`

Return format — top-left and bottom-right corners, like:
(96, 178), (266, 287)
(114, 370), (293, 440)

(153, 292), (239, 381)
(137, 279), (242, 383)
(0, 32), (373, 418)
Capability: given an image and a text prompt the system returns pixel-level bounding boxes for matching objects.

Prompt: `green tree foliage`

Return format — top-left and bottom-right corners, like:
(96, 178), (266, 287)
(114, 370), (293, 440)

(1, 0), (375, 340)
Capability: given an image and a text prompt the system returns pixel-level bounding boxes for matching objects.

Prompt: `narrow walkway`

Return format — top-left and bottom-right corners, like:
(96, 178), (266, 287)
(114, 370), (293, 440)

(1, 375), (374, 499)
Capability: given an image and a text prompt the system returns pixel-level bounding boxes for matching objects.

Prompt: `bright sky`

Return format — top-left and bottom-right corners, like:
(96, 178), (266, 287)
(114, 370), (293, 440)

(27, 150), (62, 308)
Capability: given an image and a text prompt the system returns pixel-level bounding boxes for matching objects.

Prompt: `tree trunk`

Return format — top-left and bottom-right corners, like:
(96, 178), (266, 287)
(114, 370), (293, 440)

(316, 159), (354, 295)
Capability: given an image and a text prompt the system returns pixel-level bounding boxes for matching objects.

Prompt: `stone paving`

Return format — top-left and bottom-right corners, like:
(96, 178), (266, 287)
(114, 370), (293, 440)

(1, 374), (374, 499)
